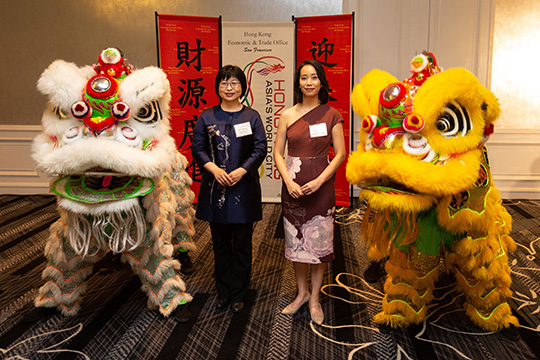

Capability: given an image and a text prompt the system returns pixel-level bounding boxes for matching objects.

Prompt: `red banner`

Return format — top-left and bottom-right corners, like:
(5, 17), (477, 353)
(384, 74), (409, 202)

(296, 14), (352, 207)
(157, 14), (221, 201)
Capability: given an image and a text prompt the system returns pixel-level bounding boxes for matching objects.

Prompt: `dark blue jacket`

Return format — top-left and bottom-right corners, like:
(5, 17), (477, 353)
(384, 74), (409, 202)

(192, 105), (266, 224)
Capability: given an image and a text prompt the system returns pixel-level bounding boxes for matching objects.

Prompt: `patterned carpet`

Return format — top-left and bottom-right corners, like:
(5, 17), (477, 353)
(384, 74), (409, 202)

(0, 194), (540, 359)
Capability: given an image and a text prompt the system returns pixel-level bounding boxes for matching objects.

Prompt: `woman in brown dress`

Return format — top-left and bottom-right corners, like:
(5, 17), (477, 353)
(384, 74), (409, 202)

(274, 59), (346, 324)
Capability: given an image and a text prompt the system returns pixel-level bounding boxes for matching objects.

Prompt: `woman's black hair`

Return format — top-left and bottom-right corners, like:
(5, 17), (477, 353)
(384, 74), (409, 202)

(293, 59), (330, 104)
(214, 65), (248, 98)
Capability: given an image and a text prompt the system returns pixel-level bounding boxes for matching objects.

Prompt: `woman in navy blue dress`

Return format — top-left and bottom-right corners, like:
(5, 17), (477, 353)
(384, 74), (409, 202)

(192, 65), (266, 313)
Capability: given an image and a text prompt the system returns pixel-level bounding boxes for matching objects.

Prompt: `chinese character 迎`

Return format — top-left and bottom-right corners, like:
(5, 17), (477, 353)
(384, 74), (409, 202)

(309, 38), (337, 68)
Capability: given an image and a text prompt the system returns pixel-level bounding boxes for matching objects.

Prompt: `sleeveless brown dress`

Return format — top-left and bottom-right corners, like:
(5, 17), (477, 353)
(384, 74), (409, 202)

(282, 104), (343, 264)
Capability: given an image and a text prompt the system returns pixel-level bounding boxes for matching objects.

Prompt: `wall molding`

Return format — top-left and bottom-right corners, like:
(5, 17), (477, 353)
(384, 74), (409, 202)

(486, 128), (540, 199)
(350, 127), (540, 200)
(0, 125), (51, 194)
(1, 125), (539, 199)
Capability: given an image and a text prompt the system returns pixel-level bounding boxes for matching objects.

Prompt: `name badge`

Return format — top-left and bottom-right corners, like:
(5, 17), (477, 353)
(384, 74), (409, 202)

(309, 123), (327, 138)
(234, 122), (253, 138)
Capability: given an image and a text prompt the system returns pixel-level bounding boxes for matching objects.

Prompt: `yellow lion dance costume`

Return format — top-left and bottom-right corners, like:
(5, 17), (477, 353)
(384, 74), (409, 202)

(346, 52), (518, 333)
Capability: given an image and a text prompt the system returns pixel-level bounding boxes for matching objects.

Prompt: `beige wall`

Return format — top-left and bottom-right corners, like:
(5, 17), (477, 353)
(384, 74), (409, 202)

(0, 0), (343, 126)
(2, 0), (538, 197)
(492, 0), (540, 129)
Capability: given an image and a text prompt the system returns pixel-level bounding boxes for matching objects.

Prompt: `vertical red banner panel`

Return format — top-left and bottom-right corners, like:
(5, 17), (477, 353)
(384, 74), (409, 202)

(157, 14), (220, 202)
(296, 15), (352, 207)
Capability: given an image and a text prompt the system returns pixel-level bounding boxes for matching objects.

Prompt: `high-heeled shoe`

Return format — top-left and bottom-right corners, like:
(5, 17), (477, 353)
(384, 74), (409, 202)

(310, 303), (324, 325)
(281, 294), (310, 315)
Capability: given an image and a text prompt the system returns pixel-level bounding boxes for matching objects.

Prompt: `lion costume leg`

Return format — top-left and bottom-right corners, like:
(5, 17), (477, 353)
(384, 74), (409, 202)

(375, 245), (440, 328)
(446, 216), (518, 331)
(122, 240), (192, 317)
(168, 158), (197, 274)
(128, 174), (194, 317)
(35, 219), (106, 316)
(170, 152), (196, 254)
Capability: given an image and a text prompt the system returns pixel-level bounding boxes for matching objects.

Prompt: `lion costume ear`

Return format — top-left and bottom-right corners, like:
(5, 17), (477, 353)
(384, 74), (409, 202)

(37, 60), (89, 110)
(479, 83), (501, 127)
(351, 69), (398, 118)
(119, 66), (170, 110)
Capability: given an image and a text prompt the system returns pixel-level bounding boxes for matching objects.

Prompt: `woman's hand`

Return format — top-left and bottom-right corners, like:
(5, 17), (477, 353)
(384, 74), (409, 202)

(286, 181), (304, 199)
(228, 167), (247, 186)
(300, 179), (322, 196)
(212, 167), (233, 187)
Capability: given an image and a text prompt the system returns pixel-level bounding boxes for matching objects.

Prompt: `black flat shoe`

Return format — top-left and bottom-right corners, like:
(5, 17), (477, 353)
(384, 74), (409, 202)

(231, 302), (244, 313)
(216, 298), (230, 310)
(173, 304), (191, 323)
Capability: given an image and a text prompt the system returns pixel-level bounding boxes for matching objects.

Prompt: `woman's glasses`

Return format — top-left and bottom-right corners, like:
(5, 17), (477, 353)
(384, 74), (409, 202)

(219, 81), (241, 88)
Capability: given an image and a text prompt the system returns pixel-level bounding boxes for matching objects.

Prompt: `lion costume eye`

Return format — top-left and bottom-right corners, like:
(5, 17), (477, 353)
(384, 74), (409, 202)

(134, 100), (162, 124)
(53, 106), (68, 119)
(436, 101), (472, 138)
(436, 118), (452, 132)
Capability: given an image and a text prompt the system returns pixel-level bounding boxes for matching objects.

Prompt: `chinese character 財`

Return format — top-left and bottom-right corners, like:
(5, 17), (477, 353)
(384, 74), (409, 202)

(176, 39), (206, 71)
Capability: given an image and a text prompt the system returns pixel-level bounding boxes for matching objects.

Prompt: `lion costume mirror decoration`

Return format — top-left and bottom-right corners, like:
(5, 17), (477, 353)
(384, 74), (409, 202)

(346, 52), (518, 333)
(31, 48), (196, 318)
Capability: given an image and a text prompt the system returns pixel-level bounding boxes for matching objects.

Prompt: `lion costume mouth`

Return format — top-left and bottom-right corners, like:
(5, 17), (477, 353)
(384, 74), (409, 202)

(81, 167), (132, 190)
(348, 148), (485, 213)
(359, 180), (437, 213)
(363, 179), (416, 194)
(348, 149), (482, 198)
(51, 168), (155, 204)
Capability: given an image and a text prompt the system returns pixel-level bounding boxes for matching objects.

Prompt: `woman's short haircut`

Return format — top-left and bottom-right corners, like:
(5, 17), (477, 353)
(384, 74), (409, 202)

(214, 65), (248, 98)
(293, 59), (330, 104)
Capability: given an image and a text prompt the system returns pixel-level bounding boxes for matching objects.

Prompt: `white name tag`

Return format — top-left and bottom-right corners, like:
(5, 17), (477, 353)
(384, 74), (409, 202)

(234, 122), (253, 137)
(309, 123), (327, 138)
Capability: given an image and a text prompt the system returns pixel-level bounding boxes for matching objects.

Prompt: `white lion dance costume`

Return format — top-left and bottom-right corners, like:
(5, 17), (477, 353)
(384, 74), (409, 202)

(346, 52), (518, 333)
(32, 48), (196, 317)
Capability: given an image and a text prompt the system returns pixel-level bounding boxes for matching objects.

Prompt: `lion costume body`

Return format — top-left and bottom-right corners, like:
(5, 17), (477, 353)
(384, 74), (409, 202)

(32, 48), (196, 317)
(346, 52), (518, 332)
